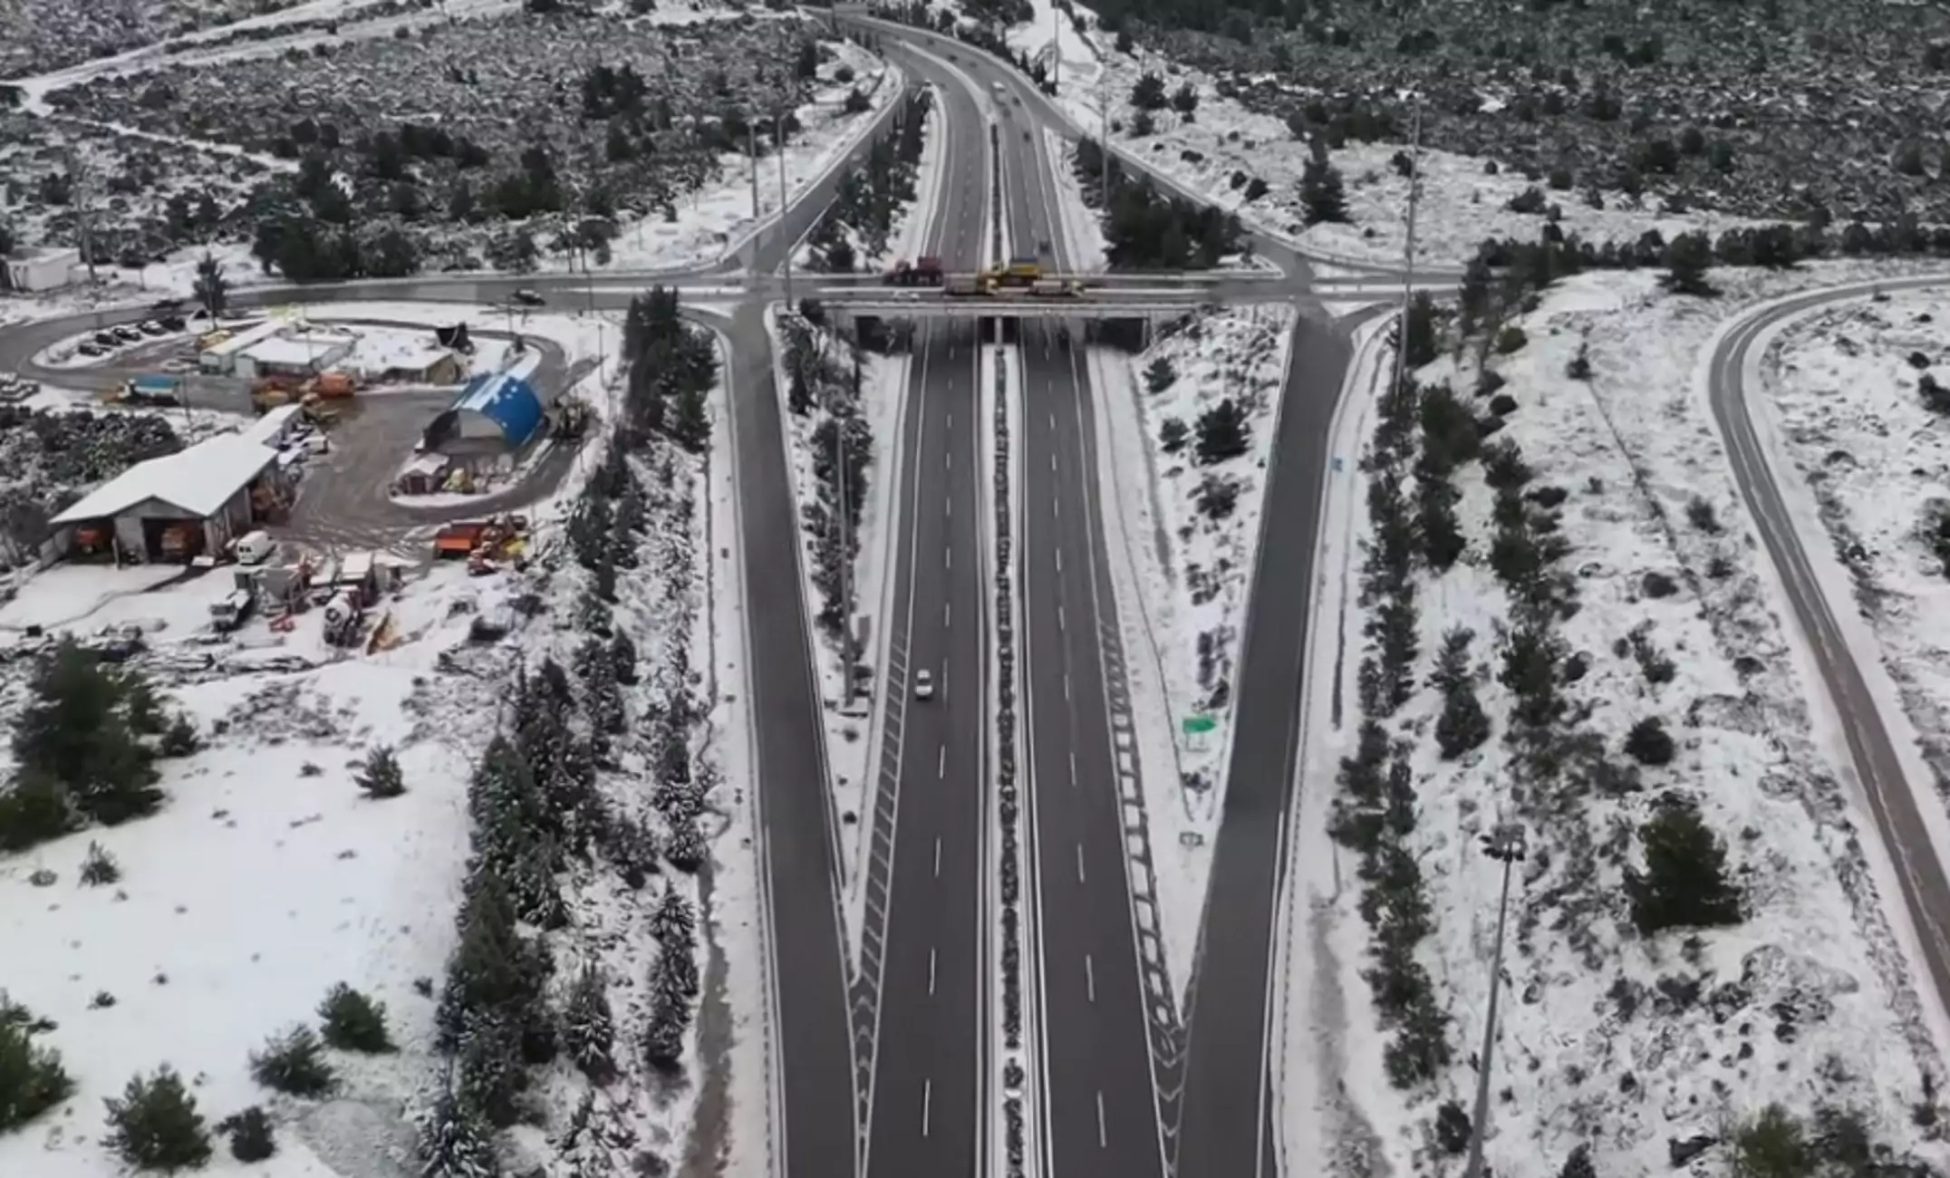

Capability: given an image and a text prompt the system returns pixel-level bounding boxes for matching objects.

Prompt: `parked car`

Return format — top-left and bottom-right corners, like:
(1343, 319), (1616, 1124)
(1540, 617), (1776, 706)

(138, 320), (167, 336)
(158, 314), (186, 332)
(77, 342), (104, 357)
(511, 289), (546, 307)
(112, 325), (141, 343)
(92, 332), (117, 348)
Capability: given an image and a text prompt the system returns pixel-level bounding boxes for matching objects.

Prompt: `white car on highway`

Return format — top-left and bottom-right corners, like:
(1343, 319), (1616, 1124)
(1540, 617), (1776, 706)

(913, 668), (934, 700)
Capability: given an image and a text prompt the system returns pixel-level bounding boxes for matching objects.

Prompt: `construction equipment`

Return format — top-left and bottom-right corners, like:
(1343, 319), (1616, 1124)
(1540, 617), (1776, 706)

(983, 254), (1042, 287)
(209, 587), (254, 633)
(158, 523), (199, 562)
(945, 274), (996, 298)
(322, 590), (362, 646)
(885, 256), (945, 286)
(1029, 277), (1084, 298)
(433, 515), (529, 562)
(305, 371), (357, 399)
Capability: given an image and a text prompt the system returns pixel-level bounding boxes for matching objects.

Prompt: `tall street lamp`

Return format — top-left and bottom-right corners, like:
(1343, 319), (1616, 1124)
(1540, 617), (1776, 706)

(1464, 820), (1527, 1178)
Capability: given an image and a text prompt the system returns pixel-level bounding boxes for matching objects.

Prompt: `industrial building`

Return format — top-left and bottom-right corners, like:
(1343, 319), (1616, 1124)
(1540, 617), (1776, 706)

(48, 433), (292, 563)
(199, 320), (356, 380)
(2, 246), (79, 293)
(422, 371), (545, 460)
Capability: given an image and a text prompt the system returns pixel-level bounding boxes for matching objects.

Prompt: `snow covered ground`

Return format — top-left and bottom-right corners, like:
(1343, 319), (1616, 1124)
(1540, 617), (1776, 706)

(1033, 26), (1765, 270)
(1762, 287), (1950, 847)
(0, 561), (487, 1178)
(1291, 263), (1950, 1175)
(0, 299), (734, 1176)
(1086, 303), (1294, 986)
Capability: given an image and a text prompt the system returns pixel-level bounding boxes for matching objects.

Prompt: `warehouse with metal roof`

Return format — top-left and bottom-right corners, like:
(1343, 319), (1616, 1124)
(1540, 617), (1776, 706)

(421, 371), (545, 458)
(49, 434), (291, 563)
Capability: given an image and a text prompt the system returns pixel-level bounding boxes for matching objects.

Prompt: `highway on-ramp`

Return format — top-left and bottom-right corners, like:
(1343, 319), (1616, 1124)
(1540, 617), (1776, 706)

(1709, 275), (1950, 1042)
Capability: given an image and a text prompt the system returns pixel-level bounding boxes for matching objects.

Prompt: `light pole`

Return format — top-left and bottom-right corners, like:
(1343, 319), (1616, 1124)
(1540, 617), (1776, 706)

(1387, 91), (1423, 401)
(1463, 820), (1527, 1178)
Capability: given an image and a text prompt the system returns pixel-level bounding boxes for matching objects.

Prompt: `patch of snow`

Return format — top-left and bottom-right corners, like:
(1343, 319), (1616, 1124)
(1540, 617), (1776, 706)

(1086, 303), (1295, 989)
(1308, 262), (1950, 1174)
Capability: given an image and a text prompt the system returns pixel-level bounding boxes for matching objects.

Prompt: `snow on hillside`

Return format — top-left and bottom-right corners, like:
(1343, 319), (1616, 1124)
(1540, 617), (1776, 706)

(1764, 288), (1950, 836)
(1292, 263), (1950, 1177)
(1045, 40), (1765, 269)
(1088, 304), (1294, 984)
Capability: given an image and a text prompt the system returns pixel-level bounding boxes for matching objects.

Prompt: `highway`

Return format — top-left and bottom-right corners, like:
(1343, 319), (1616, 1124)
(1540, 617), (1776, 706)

(978, 52), (1173, 1178)
(853, 42), (991, 1178)
(0, 18), (1415, 1177)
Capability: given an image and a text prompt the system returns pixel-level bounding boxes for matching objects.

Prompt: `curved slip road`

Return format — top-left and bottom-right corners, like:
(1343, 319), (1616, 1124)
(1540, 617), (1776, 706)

(1709, 275), (1950, 1037)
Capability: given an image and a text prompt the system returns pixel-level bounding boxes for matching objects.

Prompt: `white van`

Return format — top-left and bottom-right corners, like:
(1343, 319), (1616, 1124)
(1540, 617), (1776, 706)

(236, 531), (275, 565)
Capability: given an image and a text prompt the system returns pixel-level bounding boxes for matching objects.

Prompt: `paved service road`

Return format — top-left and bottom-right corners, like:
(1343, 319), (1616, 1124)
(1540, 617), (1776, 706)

(1710, 275), (1950, 1040)
(856, 42), (991, 1178)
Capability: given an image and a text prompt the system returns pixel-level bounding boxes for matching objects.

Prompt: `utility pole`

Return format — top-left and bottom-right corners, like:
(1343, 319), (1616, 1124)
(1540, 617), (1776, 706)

(1463, 821), (1528, 1178)
(1051, 5), (1060, 94)
(748, 117), (762, 222)
(778, 108), (793, 305)
(1387, 93), (1423, 401)
(1099, 81), (1112, 206)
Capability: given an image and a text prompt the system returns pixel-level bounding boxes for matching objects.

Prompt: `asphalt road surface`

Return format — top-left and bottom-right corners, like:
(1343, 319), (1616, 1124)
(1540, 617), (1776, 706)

(1710, 275), (1950, 1049)
(978, 54), (1171, 1178)
(856, 42), (990, 1178)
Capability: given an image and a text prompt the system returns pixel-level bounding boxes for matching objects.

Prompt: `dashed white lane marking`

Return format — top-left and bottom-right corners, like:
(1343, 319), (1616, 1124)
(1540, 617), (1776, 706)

(923, 1079), (934, 1137)
(933, 837), (942, 877)
(1096, 1091), (1107, 1147)
(944, 602), (951, 628)
(1064, 673), (1071, 701)
(1076, 842), (1086, 883)
(1058, 605), (1065, 632)
(938, 745), (946, 778)
(928, 948), (937, 995)
(945, 547), (952, 569)
(1085, 953), (1096, 1003)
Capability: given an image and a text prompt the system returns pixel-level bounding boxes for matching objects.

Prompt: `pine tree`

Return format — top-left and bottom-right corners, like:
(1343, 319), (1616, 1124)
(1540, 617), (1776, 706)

(1402, 292), (1438, 368)
(610, 631), (639, 685)
(651, 888), (697, 950)
(416, 1092), (496, 1178)
(79, 840), (121, 886)
(0, 995), (74, 1132)
(193, 253), (229, 321)
(14, 639), (159, 826)
(1300, 157), (1348, 225)
(1130, 71), (1167, 111)
(1558, 1143), (1595, 1178)
(642, 990), (687, 1071)
(454, 1013), (524, 1127)
(670, 386), (710, 454)
(1662, 231), (1716, 296)
(159, 713), (200, 758)
(562, 965), (616, 1081)
(1143, 356), (1177, 394)
(318, 984), (394, 1053)
(665, 816), (707, 874)
(1624, 716), (1676, 766)
(1417, 473), (1464, 570)
(1625, 798), (1743, 934)
(103, 1066), (213, 1172)
(1195, 398), (1251, 464)
(354, 745), (406, 799)
(217, 1106), (276, 1162)
(249, 1026), (335, 1097)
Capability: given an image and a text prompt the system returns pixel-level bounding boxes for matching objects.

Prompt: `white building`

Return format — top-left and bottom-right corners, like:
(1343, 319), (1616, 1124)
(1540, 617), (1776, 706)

(2, 246), (80, 293)
(198, 320), (357, 379)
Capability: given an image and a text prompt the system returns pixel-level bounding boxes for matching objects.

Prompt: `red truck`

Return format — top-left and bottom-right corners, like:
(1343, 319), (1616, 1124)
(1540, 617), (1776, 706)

(885, 256), (945, 286)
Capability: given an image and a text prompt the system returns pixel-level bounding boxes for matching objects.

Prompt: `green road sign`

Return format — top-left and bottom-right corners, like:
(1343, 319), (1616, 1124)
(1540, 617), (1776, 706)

(1182, 714), (1217, 736)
